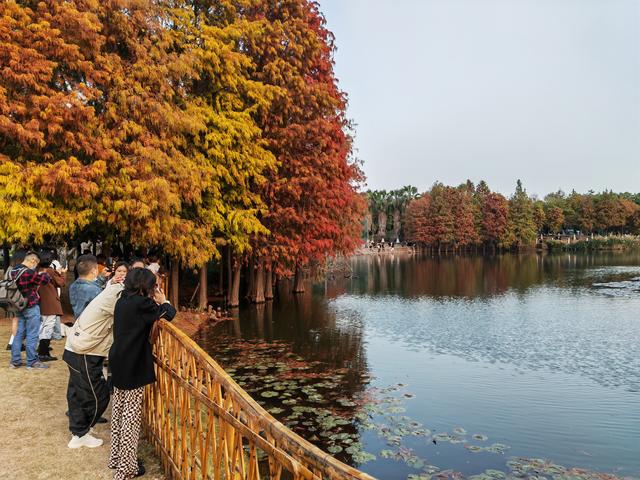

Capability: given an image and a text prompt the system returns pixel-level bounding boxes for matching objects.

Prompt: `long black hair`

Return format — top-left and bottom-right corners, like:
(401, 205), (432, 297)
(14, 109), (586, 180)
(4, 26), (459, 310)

(37, 250), (53, 268)
(121, 267), (157, 298)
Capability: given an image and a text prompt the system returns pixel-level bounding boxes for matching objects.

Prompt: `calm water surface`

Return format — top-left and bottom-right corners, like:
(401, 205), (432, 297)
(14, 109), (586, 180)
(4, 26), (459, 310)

(197, 253), (640, 479)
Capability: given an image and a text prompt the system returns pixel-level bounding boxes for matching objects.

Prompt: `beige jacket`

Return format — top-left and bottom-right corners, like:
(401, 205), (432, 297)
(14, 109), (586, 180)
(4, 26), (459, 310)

(65, 283), (124, 357)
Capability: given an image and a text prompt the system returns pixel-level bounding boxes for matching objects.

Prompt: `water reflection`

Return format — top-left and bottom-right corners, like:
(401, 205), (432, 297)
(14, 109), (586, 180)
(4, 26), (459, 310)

(198, 253), (640, 479)
(342, 252), (640, 299)
(196, 287), (371, 463)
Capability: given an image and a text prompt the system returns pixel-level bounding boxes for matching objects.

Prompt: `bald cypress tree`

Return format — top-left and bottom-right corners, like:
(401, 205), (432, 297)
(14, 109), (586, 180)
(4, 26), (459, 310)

(507, 180), (537, 248)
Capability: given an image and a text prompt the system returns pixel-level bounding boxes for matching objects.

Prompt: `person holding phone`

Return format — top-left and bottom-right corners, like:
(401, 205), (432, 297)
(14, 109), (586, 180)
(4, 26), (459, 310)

(36, 250), (67, 361)
(108, 268), (176, 479)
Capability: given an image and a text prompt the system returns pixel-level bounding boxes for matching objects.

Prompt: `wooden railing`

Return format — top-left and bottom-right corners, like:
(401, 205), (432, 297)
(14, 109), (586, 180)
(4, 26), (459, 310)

(144, 320), (376, 480)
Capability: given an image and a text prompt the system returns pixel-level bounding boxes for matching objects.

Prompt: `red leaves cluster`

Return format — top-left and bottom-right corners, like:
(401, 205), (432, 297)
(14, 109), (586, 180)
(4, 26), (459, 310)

(237, 0), (365, 274)
(405, 182), (511, 249)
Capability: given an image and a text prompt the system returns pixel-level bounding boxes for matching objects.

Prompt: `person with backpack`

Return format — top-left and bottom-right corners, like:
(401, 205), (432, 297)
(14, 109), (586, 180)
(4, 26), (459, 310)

(6, 251), (51, 369)
(3, 249), (26, 351)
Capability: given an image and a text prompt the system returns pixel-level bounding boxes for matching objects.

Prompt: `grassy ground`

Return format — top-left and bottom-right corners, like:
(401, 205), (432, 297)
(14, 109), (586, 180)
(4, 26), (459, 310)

(0, 318), (165, 480)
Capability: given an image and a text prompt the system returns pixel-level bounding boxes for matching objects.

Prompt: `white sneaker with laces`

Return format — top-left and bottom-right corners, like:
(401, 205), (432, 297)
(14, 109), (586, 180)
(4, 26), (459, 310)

(68, 432), (103, 449)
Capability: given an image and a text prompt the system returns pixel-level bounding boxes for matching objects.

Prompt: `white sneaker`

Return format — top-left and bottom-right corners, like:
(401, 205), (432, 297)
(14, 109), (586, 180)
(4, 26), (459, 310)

(68, 433), (103, 449)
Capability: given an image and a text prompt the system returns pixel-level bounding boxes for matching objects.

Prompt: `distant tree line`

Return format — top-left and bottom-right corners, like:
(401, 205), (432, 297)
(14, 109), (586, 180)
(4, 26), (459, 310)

(367, 181), (640, 252)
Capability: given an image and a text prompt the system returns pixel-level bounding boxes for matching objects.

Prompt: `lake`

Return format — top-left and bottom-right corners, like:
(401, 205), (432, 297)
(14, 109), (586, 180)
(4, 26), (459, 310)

(196, 252), (640, 480)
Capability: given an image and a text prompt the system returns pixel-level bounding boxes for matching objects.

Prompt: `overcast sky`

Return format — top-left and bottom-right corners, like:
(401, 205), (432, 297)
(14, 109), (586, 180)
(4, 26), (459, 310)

(318, 0), (640, 197)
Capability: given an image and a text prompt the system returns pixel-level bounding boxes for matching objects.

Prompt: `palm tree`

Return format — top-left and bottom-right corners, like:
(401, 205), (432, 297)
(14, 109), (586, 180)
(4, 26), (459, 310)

(391, 186), (419, 242)
(366, 190), (390, 241)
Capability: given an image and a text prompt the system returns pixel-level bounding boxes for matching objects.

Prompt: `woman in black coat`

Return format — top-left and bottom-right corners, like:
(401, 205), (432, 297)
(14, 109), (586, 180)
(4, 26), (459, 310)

(108, 268), (176, 479)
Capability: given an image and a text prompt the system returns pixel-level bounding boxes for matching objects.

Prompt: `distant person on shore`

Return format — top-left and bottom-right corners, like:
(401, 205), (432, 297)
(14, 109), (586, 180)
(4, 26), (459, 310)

(108, 268), (175, 478)
(36, 250), (66, 362)
(9, 251), (51, 369)
(5, 249), (26, 351)
(63, 263), (129, 449)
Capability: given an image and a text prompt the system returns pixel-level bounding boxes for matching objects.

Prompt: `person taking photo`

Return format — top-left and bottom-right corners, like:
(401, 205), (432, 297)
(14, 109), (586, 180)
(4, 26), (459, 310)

(108, 268), (175, 479)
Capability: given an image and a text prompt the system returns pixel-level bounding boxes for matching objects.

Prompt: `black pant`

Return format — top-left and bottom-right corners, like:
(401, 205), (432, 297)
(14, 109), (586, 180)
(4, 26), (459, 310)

(63, 350), (110, 436)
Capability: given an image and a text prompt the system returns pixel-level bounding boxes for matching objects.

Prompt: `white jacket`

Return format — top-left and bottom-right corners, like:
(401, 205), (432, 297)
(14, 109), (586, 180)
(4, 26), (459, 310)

(65, 283), (124, 357)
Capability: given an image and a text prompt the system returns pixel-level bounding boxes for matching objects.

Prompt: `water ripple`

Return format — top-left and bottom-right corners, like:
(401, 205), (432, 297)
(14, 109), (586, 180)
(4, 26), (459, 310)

(330, 289), (640, 392)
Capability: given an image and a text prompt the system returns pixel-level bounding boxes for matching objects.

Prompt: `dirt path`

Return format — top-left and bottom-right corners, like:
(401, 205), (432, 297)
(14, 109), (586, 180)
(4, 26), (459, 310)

(0, 318), (164, 479)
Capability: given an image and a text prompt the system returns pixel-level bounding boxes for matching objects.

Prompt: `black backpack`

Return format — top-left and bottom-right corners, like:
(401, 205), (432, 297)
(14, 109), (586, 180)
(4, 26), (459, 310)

(0, 267), (28, 313)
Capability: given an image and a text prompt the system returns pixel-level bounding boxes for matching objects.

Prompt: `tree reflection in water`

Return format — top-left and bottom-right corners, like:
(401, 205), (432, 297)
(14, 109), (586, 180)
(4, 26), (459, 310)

(195, 252), (640, 479)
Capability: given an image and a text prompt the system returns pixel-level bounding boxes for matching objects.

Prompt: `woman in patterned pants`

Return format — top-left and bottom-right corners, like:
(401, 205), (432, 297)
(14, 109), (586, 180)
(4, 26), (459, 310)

(108, 268), (176, 479)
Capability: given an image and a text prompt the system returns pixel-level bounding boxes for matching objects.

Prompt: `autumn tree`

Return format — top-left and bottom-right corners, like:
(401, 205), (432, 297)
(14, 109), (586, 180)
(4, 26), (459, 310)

(404, 194), (431, 245)
(481, 192), (510, 251)
(545, 207), (565, 234)
(507, 180), (537, 248)
(236, 0), (365, 296)
(424, 183), (455, 252)
(533, 201), (546, 234)
(0, 0), (107, 245)
(452, 187), (479, 248)
(473, 180), (491, 238)
(0, 0), (234, 268)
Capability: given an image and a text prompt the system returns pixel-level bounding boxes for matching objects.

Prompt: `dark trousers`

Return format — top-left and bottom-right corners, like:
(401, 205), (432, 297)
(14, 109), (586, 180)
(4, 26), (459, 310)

(63, 350), (110, 436)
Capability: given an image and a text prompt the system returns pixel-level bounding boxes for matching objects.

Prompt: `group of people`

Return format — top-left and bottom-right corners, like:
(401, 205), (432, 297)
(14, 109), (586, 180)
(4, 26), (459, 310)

(4, 250), (176, 479)
(366, 239), (397, 252)
(5, 249), (65, 366)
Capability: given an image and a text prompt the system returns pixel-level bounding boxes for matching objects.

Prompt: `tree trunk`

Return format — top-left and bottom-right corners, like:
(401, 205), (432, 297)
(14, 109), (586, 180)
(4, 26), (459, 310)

(293, 265), (305, 293)
(170, 259), (179, 307)
(253, 258), (265, 304)
(218, 256), (224, 294)
(198, 262), (208, 310)
(247, 255), (255, 300)
(264, 261), (274, 300)
(2, 245), (10, 270)
(393, 209), (401, 241)
(228, 261), (241, 308)
(377, 212), (387, 239)
(226, 247), (232, 304)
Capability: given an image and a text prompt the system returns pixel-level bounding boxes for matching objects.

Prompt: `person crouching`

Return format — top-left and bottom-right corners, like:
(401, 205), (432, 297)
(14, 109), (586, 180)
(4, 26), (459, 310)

(108, 268), (175, 479)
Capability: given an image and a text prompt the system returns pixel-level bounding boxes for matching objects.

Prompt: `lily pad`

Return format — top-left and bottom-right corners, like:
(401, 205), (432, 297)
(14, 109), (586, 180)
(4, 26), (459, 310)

(465, 445), (484, 453)
(432, 433), (452, 443)
(260, 391), (278, 398)
(380, 449), (395, 459)
(352, 451), (376, 464)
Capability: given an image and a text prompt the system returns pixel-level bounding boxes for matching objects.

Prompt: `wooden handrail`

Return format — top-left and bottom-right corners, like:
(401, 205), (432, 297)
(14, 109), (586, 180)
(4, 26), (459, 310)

(144, 320), (377, 480)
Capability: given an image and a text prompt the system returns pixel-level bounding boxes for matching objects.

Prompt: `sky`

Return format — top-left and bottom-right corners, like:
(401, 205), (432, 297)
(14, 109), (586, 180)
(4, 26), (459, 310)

(317, 0), (640, 197)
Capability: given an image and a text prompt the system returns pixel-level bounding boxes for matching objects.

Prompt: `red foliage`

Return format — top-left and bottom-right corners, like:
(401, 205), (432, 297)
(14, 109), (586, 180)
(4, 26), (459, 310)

(481, 192), (509, 247)
(241, 0), (365, 274)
